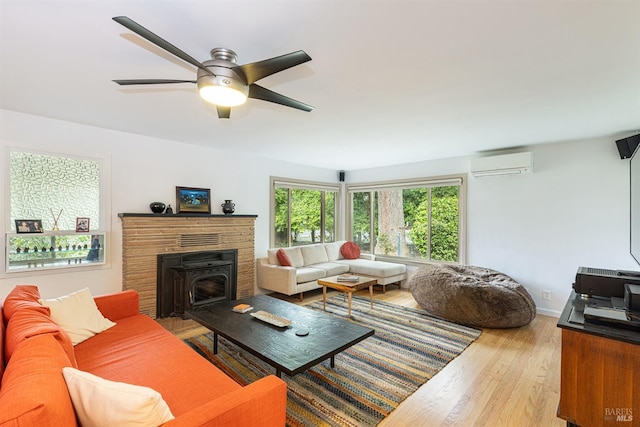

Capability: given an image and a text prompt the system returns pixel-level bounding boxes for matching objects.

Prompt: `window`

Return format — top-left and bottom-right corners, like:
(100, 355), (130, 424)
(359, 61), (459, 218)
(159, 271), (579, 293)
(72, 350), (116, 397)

(5, 149), (108, 273)
(347, 175), (465, 263)
(271, 177), (340, 247)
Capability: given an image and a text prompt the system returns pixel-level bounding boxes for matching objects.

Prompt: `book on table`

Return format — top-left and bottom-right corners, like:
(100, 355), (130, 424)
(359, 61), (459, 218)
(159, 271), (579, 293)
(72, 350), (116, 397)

(337, 274), (359, 282)
(233, 304), (253, 313)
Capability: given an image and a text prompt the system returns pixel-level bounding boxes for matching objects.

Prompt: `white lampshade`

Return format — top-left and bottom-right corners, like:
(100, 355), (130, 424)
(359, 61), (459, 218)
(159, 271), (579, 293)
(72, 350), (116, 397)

(197, 75), (248, 107)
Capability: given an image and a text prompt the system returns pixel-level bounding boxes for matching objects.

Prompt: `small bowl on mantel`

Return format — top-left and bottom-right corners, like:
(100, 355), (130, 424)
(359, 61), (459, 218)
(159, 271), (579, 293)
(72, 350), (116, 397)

(149, 202), (166, 214)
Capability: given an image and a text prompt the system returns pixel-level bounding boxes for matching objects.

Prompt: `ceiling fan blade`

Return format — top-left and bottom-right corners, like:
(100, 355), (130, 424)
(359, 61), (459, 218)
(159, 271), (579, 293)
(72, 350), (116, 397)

(248, 84), (313, 112)
(112, 16), (214, 76)
(216, 106), (231, 119)
(236, 51), (311, 85)
(113, 79), (196, 85)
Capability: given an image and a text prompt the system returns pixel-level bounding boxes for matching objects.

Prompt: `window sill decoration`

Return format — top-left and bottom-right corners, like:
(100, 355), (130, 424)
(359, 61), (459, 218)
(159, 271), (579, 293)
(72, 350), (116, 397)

(5, 231), (106, 273)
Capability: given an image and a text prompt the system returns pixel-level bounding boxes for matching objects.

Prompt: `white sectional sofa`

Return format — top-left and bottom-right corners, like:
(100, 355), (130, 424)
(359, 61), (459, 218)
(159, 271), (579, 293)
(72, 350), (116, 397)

(256, 241), (407, 299)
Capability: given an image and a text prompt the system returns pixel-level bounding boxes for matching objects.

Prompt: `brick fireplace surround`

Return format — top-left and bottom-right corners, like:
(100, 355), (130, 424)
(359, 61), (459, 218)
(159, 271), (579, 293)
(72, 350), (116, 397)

(118, 213), (257, 318)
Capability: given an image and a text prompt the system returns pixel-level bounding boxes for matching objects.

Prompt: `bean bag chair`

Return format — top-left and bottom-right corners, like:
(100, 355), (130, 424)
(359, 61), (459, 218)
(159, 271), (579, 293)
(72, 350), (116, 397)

(408, 264), (536, 328)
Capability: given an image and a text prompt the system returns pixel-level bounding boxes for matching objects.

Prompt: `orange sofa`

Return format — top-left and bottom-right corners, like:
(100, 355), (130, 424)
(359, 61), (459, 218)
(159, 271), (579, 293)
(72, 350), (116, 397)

(0, 285), (287, 426)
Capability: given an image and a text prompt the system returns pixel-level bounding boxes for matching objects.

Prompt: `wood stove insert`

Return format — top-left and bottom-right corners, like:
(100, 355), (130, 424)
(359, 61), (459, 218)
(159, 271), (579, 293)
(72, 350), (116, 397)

(157, 250), (238, 318)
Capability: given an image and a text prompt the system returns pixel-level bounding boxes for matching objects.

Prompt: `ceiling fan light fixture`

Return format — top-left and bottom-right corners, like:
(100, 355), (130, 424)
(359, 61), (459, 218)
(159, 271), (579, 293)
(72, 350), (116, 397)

(112, 18), (312, 116)
(197, 75), (249, 107)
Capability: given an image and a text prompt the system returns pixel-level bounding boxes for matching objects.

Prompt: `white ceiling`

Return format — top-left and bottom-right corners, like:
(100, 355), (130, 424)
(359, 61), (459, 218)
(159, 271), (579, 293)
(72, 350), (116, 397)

(1, 0), (639, 170)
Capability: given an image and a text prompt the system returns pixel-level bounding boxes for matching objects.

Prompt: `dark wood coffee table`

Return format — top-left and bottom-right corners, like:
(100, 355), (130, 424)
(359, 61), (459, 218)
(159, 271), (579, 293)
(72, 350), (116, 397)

(185, 294), (374, 378)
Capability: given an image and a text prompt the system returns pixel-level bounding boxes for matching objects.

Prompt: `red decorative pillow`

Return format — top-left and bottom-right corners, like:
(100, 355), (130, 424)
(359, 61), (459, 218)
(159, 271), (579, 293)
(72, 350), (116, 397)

(340, 242), (361, 259)
(276, 249), (292, 266)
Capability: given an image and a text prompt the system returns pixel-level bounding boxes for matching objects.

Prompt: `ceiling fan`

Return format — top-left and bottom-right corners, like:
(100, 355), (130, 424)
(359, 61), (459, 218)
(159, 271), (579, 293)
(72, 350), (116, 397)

(112, 16), (313, 119)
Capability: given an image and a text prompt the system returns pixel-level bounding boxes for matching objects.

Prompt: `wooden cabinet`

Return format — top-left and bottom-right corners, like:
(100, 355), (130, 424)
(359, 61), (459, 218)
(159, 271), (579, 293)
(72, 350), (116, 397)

(557, 292), (640, 427)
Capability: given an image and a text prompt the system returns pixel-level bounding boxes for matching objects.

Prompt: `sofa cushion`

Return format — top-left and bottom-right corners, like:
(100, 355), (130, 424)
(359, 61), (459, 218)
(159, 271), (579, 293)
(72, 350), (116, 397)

(39, 288), (116, 345)
(73, 314), (242, 417)
(93, 290), (140, 321)
(62, 367), (175, 427)
(324, 241), (346, 261)
(336, 258), (406, 277)
(2, 285), (49, 324)
(276, 249), (292, 266)
(301, 244), (329, 266)
(340, 242), (361, 259)
(308, 262), (350, 277)
(0, 334), (77, 426)
(4, 307), (78, 367)
(282, 247), (304, 268)
(266, 248), (279, 265)
(295, 267), (326, 284)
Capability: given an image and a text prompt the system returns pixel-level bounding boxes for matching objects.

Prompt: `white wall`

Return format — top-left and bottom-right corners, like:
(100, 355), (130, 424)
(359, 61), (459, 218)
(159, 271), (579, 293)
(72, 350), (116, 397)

(3, 110), (637, 317)
(0, 110), (336, 299)
(348, 137), (639, 316)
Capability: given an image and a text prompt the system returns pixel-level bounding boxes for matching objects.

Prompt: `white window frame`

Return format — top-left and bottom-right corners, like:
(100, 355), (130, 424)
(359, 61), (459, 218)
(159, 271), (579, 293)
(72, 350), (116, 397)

(270, 176), (342, 247)
(3, 147), (111, 276)
(346, 174), (466, 265)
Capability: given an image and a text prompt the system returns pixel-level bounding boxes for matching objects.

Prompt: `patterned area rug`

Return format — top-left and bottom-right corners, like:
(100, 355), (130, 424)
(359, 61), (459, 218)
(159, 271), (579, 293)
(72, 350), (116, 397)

(184, 295), (481, 427)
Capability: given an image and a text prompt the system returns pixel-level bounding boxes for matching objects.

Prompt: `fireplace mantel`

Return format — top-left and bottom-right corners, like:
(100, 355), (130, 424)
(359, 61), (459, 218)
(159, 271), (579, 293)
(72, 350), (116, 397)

(118, 213), (258, 218)
(118, 213), (257, 318)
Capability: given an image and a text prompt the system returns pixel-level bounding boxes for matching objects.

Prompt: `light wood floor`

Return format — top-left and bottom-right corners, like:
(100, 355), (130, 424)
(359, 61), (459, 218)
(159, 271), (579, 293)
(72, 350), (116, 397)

(159, 288), (565, 427)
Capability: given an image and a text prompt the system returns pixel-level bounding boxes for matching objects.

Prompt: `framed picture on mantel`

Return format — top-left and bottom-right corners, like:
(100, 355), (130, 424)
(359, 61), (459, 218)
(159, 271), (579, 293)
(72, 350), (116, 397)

(176, 186), (211, 214)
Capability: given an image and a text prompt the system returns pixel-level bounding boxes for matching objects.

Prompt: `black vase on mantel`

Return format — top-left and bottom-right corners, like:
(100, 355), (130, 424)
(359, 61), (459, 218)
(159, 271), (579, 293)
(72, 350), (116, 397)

(221, 200), (235, 215)
(149, 202), (166, 214)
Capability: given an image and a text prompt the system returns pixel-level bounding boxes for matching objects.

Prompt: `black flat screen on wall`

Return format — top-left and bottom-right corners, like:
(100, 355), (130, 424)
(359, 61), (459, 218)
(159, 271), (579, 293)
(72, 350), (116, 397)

(631, 148), (640, 266)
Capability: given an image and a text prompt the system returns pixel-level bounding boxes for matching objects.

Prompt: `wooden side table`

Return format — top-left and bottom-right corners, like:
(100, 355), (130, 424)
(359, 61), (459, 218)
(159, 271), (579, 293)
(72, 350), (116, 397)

(318, 275), (378, 318)
(557, 292), (640, 427)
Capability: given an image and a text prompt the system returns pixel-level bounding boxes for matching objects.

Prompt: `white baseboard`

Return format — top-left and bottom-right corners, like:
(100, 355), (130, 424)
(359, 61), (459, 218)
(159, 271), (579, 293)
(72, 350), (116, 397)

(536, 307), (562, 318)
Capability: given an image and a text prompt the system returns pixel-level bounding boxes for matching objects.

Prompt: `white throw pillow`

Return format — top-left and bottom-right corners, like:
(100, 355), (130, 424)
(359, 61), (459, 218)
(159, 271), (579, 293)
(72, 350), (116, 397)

(62, 367), (175, 427)
(39, 287), (115, 345)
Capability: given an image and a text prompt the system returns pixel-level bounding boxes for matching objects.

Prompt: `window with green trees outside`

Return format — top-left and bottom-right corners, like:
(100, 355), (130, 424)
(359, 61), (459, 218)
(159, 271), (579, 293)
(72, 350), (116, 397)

(348, 176), (465, 263)
(271, 178), (340, 248)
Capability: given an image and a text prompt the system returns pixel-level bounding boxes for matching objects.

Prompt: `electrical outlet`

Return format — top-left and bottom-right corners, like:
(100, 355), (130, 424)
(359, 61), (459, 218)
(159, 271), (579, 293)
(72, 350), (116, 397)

(542, 290), (552, 301)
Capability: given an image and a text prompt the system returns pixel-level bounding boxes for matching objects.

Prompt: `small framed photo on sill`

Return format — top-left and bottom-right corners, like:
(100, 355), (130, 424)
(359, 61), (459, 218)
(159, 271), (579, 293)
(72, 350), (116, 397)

(75, 217), (90, 232)
(15, 219), (44, 233)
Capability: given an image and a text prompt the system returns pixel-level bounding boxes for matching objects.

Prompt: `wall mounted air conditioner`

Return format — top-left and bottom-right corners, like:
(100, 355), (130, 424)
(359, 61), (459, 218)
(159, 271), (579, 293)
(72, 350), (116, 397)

(470, 152), (533, 177)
